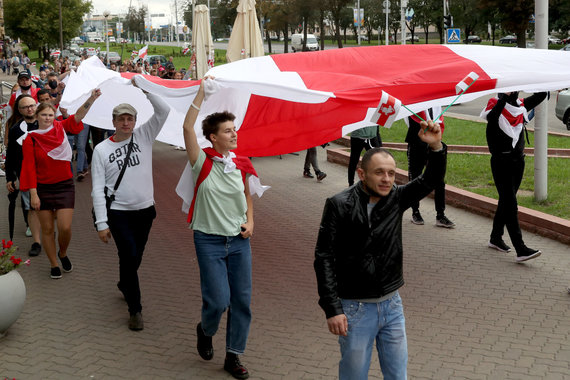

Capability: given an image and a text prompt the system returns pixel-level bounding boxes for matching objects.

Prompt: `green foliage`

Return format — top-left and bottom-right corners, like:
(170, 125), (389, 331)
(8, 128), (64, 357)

(4, 0), (92, 52)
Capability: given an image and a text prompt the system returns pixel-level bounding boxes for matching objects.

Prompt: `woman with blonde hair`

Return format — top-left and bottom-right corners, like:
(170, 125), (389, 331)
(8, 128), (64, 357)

(20, 89), (101, 278)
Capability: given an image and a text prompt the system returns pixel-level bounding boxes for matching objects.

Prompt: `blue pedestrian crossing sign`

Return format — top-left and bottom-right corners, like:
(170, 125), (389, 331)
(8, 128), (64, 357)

(447, 28), (461, 44)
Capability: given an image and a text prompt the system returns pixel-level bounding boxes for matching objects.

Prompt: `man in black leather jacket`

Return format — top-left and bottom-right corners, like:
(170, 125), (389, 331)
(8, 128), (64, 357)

(314, 120), (446, 380)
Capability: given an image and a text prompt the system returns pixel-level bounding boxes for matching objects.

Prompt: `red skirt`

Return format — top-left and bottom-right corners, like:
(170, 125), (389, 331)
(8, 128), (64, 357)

(37, 178), (75, 210)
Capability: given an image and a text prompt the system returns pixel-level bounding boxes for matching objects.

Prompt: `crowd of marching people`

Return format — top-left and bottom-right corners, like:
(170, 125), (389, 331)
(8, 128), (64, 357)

(0, 38), (563, 380)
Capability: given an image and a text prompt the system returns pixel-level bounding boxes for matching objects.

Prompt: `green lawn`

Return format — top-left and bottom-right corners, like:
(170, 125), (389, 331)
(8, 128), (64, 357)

(381, 118), (570, 149)
(380, 119), (570, 219)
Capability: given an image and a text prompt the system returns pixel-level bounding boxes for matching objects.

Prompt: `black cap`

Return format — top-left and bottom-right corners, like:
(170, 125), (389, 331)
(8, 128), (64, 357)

(18, 71), (31, 80)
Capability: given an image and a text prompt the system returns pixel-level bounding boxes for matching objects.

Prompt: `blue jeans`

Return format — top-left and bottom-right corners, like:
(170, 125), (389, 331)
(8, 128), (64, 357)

(193, 230), (252, 354)
(76, 123), (90, 173)
(339, 292), (408, 380)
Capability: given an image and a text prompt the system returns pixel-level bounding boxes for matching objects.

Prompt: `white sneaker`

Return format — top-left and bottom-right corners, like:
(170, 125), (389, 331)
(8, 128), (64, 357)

(0, 168), (5, 177)
(25, 227), (32, 237)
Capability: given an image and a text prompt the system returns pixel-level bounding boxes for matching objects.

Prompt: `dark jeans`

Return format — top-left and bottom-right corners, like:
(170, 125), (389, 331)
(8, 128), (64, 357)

(108, 205), (156, 315)
(490, 154), (525, 249)
(407, 143), (445, 216)
(304, 147), (320, 173)
(348, 136), (382, 186)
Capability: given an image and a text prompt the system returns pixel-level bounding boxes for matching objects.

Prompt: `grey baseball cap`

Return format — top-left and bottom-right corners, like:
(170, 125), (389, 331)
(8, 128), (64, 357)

(112, 103), (137, 118)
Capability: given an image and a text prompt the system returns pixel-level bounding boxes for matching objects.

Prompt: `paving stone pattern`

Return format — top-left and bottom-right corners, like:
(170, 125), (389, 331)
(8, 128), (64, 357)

(0, 143), (569, 380)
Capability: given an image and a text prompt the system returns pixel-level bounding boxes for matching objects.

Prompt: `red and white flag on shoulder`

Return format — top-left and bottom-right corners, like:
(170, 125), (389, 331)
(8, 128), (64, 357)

(370, 91), (402, 128)
(455, 71), (479, 94)
(31, 62), (36, 66)
(131, 50), (138, 57)
(50, 50), (61, 57)
(138, 45), (148, 59)
(182, 46), (190, 55)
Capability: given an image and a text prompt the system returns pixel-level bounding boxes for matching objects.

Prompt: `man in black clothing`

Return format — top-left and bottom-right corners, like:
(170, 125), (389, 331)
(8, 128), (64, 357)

(314, 120), (446, 379)
(4, 95), (42, 256)
(480, 91), (547, 262)
(405, 108), (455, 228)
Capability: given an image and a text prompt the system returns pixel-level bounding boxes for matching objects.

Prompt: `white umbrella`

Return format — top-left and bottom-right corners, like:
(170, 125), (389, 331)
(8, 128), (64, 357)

(226, 0), (264, 62)
(192, 4), (215, 79)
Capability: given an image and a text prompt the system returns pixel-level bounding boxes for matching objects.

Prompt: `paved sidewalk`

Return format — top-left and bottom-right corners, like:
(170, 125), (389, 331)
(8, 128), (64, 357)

(1, 143), (569, 379)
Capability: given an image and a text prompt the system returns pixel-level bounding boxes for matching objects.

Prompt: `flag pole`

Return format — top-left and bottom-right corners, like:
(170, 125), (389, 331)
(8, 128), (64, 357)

(402, 104), (426, 122)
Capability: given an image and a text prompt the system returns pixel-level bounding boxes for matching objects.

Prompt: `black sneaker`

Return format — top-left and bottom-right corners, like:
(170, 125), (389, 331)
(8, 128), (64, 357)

(196, 322), (214, 360)
(28, 242), (41, 257)
(303, 170), (314, 178)
(488, 239), (511, 253)
(224, 353), (249, 379)
(59, 254), (73, 272)
(50, 267), (62, 279)
(411, 211), (424, 225)
(128, 312), (144, 331)
(436, 215), (456, 228)
(515, 246), (541, 263)
(316, 171), (327, 182)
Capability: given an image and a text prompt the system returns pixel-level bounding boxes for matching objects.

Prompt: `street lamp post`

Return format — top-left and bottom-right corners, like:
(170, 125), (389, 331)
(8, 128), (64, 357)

(104, 10), (110, 67)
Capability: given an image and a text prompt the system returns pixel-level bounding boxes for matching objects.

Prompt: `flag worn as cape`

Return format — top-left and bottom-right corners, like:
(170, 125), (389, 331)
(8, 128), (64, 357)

(60, 45), (570, 157)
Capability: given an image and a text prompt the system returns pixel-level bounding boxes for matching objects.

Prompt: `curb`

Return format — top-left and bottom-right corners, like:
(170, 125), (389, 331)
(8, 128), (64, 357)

(327, 147), (570, 245)
(334, 136), (570, 157)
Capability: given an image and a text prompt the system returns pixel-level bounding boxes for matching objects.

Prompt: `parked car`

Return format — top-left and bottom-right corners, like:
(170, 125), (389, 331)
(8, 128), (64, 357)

(117, 37), (128, 43)
(499, 35), (517, 44)
(405, 35), (419, 42)
(100, 51), (122, 65)
(560, 44), (570, 51)
(548, 35), (562, 44)
(291, 34), (319, 52)
(554, 90), (570, 130)
(69, 43), (81, 54)
(464, 35), (482, 43)
(360, 35), (369, 42)
(134, 54), (167, 67)
(71, 36), (85, 45)
(563, 36), (570, 44)
(108, 36), (116, 43)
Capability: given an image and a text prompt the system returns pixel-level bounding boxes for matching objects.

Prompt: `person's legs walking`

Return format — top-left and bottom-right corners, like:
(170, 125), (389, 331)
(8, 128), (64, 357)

(348, 138), (366, 186)
(225, 235), (252, 354)
(76, 123), (91, 178)
(407, 144), (428, 224)
(376, 292), (408, 380)
(194, 231), (231, 337)
(338, 300), (377, 380)
(490, 155), (523, 248)
(108, 209), (153, 318)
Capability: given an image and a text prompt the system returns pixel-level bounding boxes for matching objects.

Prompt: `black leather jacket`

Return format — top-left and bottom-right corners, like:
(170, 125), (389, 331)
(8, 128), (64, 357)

(314, 146), (447, 318)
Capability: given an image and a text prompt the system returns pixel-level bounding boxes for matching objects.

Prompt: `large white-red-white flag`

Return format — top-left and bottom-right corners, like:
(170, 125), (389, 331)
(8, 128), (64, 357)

(60, 45), (570, 157)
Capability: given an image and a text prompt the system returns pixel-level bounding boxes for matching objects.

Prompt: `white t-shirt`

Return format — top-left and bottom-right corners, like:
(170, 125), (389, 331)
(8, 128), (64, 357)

(91, 93), (170, 231)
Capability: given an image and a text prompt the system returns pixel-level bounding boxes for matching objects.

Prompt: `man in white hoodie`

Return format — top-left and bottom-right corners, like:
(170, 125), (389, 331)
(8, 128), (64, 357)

(91, 84), (170, 331)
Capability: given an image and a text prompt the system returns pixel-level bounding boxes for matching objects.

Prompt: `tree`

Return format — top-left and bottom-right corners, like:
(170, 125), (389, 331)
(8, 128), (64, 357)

(480, 0), (533, 48)
(125, 5), (148, 43)
(324, 0), (352, 48)
(449, 0), (481, 42)
(4, 0), (92, 59)
(550, 0), (570, 35)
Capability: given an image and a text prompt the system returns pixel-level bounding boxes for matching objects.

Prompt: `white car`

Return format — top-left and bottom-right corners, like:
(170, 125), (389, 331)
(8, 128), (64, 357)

(554, 90), (570, 130)
(109, 37), (116, 43)
(548, 35), (562, 44)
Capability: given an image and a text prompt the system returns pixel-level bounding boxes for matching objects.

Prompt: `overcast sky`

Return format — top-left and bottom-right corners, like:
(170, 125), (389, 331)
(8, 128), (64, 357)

(90, 0), (178, 16)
